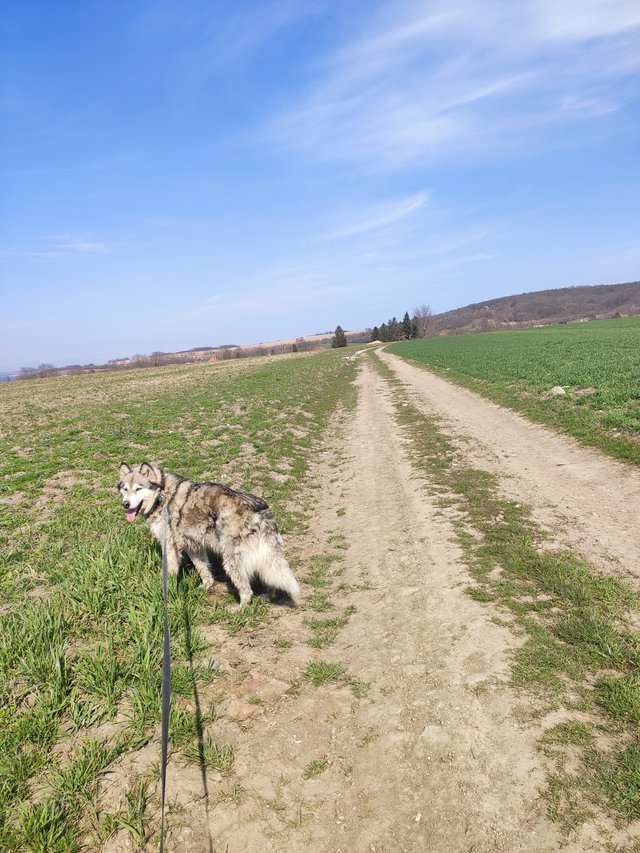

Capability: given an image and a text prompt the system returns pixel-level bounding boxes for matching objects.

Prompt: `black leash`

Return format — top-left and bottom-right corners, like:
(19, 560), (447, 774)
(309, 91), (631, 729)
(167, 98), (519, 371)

(159, 504), (171, 852)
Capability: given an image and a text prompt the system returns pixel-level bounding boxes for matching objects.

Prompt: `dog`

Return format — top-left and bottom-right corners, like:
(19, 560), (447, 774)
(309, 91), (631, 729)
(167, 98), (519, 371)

(117, 462), (300, 606)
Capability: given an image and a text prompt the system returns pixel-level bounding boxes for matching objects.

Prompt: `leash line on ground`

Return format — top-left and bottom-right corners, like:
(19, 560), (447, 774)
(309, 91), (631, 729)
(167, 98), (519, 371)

(160, 504), (171, 852)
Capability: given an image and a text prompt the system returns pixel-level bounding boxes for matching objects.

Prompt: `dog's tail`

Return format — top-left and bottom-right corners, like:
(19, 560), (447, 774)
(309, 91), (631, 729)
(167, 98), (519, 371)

(251, 536), (300, 599)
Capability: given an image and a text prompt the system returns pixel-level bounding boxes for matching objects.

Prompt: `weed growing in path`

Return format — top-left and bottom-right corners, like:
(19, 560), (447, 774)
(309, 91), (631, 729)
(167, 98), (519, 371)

(304, 661), (368, 698)
(304, 661), (345, 686)
(303, 756), (330, 779)
(305, 613), (350, 648)
(183, 737), (235, 775)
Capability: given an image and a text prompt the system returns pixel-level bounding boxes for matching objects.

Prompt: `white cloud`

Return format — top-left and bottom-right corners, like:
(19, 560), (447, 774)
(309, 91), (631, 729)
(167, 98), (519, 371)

(533, 0), (640, 41)
(268, 0), (640, 170)
(202, 266), (342, 318)
(213, 0), (328, 64)
(320, 191), (429, 240)
(137, 0), (327, 75)
(52, 240), (109, 254)
(29, 238), (111, 261)
(331, 11), (456, 70)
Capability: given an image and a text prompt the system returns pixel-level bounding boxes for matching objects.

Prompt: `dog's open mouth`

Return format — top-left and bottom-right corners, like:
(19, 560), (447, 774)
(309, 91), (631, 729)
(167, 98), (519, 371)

(125, 505), (141, 523)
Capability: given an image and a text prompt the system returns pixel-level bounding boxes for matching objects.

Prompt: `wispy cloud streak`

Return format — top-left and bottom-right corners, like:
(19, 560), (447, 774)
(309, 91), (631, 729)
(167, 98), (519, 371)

(137, 0), (327, 74)
(319, 191), (429, 240)
(269, 0), (640, 170)
(28, 238), (111, 261)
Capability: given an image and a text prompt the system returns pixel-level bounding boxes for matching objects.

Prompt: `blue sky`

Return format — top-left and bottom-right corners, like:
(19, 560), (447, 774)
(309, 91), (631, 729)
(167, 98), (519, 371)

(1, 1), (639, 371)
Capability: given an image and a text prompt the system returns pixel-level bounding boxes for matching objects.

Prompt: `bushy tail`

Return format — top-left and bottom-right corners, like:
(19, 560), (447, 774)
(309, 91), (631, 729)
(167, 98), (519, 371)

(251, 538), (300, 599)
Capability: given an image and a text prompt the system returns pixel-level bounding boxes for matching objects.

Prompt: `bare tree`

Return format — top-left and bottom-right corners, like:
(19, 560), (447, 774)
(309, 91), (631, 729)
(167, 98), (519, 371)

(37, 363), (57, 378)
(412, 304), (436, 338)
(16, 364), (58, 380)
(17, 367), (38, 380)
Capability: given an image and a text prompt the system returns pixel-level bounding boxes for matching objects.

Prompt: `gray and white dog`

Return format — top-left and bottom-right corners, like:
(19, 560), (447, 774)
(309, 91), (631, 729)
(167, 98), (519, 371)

(118, 462), (300, 606)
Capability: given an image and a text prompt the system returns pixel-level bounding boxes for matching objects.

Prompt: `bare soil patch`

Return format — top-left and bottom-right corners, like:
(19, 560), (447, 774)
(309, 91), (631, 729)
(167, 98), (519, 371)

(35, 470), (98, 509)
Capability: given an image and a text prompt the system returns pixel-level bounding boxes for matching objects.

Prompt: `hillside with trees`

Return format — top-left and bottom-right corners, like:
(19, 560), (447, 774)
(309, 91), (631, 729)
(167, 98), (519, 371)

(434, 281), (640, 334)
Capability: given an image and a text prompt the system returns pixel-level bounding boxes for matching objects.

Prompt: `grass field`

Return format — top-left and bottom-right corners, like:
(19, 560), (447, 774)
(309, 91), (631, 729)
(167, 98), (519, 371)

(388, 316), (640, 463)
(0, 350), (357, 850)
(2, 326), (640, 848)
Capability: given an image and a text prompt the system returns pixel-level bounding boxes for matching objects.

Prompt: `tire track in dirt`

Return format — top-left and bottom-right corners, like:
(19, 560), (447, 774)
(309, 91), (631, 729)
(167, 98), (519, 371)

(184, 361), (587, 852)
(290, 362), (576, 852)
(379, 349), (640, 592)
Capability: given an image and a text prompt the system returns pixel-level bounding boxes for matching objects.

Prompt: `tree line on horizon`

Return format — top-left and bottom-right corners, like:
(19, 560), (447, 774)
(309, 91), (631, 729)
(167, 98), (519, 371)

(12, 339), (323, 380)
(371, 305), (436, 342)
(329, 305), (436, 348)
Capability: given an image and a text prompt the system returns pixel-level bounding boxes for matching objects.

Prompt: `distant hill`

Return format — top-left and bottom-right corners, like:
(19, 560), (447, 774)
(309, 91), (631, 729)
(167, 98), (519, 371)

(435, 281), (640, 334)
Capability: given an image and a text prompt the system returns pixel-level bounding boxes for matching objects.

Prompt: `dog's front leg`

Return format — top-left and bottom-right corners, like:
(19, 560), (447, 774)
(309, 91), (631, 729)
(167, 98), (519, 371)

(164, 541), (182, 575)
(187, 551), (214, 590)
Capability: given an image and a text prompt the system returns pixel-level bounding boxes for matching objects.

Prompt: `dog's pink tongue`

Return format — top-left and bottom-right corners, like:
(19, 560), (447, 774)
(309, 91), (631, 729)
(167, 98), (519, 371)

(126, 509), (137, 523)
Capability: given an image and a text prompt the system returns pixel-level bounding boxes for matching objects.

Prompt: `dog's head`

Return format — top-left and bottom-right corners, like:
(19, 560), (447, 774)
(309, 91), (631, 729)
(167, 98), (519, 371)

(117, 462), (163, 523)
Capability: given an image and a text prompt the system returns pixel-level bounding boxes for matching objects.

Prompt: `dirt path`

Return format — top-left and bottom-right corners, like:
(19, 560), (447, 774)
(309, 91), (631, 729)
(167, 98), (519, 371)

(144, 358), (610, 852)
(379, 350), (640, 591)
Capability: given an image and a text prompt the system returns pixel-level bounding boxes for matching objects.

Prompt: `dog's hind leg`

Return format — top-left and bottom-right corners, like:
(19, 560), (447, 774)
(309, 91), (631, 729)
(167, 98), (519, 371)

(221, 548), (253, 607)
(186, 550), (214, 590)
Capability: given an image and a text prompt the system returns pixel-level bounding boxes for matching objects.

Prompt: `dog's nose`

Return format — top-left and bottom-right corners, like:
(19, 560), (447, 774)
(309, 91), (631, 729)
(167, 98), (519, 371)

(123, 500), (130, 509)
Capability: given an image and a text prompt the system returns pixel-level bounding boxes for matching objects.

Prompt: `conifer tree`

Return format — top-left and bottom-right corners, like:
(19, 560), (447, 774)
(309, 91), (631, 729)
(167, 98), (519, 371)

(331, 325), (347, 348)
(402, 311), (413, 339)
(388, 317), (401, 340)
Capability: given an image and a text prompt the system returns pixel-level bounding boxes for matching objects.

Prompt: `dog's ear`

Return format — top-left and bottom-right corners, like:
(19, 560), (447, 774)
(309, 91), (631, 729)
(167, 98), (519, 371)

(139, 461), (161, 486)
(119, 462), (132, 477)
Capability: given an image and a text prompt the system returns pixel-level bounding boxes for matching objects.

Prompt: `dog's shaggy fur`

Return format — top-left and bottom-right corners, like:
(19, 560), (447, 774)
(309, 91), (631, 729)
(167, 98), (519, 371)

(118, 462), (300, 606)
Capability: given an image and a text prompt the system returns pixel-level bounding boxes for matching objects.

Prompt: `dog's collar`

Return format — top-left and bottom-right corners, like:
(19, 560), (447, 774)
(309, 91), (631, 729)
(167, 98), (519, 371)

(144, 491), (165, 520)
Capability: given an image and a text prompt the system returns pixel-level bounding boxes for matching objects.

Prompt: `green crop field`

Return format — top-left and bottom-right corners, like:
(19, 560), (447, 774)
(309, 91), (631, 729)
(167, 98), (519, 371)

(0, 350), (357, 850)
(388, 317), (640, 463)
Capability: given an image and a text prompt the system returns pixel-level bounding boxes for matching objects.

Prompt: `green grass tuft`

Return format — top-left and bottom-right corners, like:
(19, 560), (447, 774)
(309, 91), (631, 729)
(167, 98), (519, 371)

(183, 736), (235, 775)
(594, 675), (640, 725)
(303, 756), (329, 779)
(304, 662), (345, 687)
